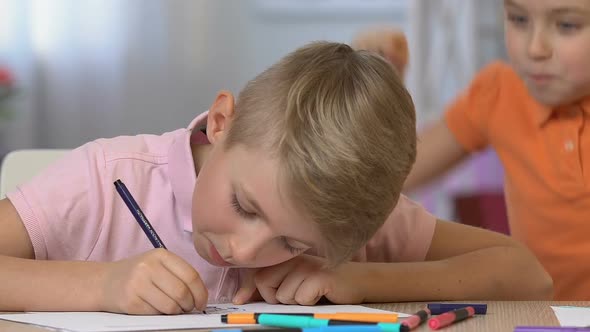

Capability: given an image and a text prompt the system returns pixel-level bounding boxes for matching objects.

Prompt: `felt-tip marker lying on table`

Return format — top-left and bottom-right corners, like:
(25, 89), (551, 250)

(427, 303), (487, 315)
(428, 306), (475, 330)
(221, 312), (399, 324)
(401, 308), (430, 330)
(247, 314), (408, 332)
(218, 326), (401, 332)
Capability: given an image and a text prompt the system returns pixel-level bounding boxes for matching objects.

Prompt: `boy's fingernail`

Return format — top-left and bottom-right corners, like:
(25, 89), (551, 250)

(232, 295), (243, 304)
(232, 289), (247, 304)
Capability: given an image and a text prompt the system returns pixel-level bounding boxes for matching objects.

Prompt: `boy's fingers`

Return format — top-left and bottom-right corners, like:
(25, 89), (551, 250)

(391, 33), (408, 61)
(233, 287), (258, 305)
(125, 295), (161, 315)
(352, 27), (409, 78)
(150, 264), (196, 312)
(274, 266), (309, 304)
(140, 284), (184, 315)
(233, 268), (258, 304)
(391, 33), (409, 74)
(294, 274), (329, 306)
(160, 252), (208, 311)
(254, 260), (299, 304)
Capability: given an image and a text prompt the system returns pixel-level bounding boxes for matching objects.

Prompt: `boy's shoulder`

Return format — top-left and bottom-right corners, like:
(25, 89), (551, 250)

(476, 61), (521, 86)
(477, 61), (527, 92)
(358, 195), (436, 262)
(463, 60), (529, 109)
(91, 128), (188, 165)
(89, 113), (208, 164)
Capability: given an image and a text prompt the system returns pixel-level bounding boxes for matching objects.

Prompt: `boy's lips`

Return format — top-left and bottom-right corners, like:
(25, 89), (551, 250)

(528, 73), (555, 84)
(208, 242), (233, 266)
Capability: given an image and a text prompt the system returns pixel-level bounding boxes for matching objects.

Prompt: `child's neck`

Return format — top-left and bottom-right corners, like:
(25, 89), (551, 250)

(191, 143), (213, 176)
(544, 92), (590, 110)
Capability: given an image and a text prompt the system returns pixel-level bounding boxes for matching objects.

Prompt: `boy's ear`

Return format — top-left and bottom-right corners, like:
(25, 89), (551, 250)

(206, 90), (235, 144)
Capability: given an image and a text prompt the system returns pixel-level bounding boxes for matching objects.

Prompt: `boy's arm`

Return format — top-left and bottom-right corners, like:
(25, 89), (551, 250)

(0, 199), (34, 259)
(358, 220), (553, 302)
(237, 219), (553, 305)
(0, 198), (104, 311)
(0, 198), (208, 313)
(404, 119), (469, 191)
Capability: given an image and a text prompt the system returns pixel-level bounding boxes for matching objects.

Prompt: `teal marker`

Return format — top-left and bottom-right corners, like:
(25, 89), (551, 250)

(257, 314), (407, 332)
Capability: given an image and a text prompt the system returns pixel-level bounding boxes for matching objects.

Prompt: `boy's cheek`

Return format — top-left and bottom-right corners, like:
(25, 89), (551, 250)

(191, 232), (209, 259)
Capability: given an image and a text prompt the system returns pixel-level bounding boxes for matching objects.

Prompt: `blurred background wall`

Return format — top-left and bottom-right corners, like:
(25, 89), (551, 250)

(0, 0), (506, 224)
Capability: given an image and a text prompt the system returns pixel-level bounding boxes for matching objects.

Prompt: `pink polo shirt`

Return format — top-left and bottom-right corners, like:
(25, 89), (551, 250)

(7, 112), (436, 303)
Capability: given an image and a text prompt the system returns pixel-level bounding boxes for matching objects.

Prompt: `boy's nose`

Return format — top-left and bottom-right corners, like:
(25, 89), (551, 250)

(527, 30), (552, 60)
(228, 228), (272, 265)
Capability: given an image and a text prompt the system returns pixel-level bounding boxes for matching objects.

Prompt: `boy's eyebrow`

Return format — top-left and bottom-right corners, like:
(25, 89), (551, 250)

(551, 7), (590, 15)
(504, 0), (524, 10)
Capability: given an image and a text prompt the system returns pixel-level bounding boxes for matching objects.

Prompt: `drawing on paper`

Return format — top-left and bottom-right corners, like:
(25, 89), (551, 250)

(204, 306), (246, 314)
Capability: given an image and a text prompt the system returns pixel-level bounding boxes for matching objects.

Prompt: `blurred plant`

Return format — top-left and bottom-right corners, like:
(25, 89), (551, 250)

(0, 66), (16, 120)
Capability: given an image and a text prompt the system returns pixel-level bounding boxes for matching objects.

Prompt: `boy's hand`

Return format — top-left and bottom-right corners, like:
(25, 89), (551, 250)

(101, 248), (208, 315)
(233, 255), (366, 305)
(352, 27), (409, 78)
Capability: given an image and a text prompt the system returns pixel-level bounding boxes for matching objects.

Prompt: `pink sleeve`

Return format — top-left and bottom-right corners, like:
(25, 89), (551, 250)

(352, 195), (437, 262)
(6, 142), (106, 260)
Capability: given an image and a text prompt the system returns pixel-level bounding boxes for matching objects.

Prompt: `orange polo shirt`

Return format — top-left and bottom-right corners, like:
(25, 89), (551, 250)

(445, 61), (590, 300)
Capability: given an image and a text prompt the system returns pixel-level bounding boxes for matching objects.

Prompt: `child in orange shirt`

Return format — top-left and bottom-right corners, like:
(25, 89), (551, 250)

(354, 0), (590, 300)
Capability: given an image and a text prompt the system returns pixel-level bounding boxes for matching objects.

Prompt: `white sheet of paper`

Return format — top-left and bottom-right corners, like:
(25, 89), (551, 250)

(0, 302), (408, 332)
(551, 306), (590, 327)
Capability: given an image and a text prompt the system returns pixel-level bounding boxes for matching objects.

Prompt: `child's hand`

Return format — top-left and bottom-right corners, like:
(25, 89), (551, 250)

(352, 27), (409, 78)
(101, 248), (208, 314)
(233, 255), (366, 305)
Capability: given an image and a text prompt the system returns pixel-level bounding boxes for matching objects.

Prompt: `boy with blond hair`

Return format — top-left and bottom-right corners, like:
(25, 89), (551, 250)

(0, 41), (550, 314)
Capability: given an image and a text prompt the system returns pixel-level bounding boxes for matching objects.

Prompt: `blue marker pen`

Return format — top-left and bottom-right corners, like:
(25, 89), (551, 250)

(427, 303), (487, 315)
(114, 179), (166, 249)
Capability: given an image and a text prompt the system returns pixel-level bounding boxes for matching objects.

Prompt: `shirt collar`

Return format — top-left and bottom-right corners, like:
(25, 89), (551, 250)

(531, 99), (554, 127)
(582, 96), (590, 114)
(168, 111), (209, 232)
(533, 95), (590, 127)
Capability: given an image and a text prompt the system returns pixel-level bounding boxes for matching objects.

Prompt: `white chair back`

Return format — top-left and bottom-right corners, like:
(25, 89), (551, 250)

(0, 149), (69, 198)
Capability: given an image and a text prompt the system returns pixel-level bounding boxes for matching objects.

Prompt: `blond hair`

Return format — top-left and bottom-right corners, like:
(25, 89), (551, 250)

(225, 41), (416, 265)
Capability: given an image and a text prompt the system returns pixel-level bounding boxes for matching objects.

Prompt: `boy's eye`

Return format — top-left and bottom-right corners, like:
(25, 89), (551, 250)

(280, 236), (307, 255)
(557, 21), (581, 33)
(507, 13), (528, 27)
(231, 194), (257, 219)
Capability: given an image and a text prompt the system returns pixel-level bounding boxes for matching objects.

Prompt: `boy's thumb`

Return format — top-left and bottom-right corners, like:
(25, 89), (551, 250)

(233, 268), (258, 305)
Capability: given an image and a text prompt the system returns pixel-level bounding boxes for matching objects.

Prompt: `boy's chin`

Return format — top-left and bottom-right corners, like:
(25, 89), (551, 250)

(527, 86), (580, 108)
(533, 96), (560, 107)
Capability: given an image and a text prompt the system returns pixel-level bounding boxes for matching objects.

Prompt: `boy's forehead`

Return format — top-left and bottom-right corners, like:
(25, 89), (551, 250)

(504, 0), (590, 13)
